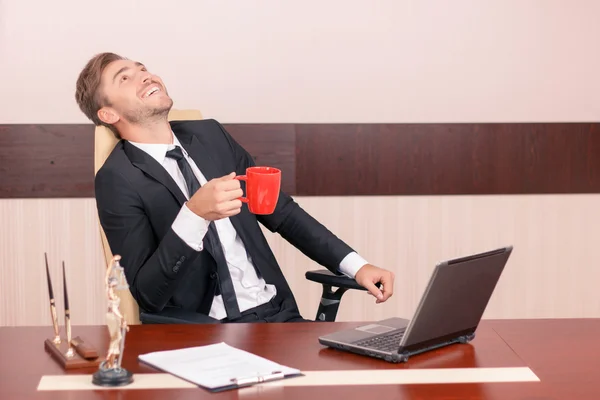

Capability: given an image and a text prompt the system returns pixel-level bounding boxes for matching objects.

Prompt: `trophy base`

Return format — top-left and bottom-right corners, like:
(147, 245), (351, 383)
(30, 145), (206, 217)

(44, 339), (101, 370)
(92, 364), (134, 387)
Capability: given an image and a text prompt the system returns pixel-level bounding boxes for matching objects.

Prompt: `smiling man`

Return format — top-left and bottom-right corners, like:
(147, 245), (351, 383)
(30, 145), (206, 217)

(75, 52), (395, 323)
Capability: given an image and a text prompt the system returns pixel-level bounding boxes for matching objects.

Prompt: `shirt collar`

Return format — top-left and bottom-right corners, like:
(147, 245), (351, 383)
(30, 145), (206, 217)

(128, 132), (187, 165)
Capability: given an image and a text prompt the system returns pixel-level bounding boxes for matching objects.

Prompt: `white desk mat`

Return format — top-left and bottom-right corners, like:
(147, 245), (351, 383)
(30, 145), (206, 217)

(263, 367), (539, 387)
(38, 373), (196, 391)
(38, 367), (539, 391)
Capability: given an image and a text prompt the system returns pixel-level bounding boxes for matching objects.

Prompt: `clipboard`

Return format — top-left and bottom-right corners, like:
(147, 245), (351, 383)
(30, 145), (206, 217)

(138, 342), (303, 392)
(210, 370), (304, 392)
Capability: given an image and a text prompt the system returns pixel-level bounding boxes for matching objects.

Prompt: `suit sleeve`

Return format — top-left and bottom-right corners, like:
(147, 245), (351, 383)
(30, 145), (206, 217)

(213, 120), (355, 275)
(95, 167), (203, 312)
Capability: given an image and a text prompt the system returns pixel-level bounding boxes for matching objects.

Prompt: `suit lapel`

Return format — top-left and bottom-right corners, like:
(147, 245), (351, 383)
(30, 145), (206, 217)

(123, 141), (187, 206)
(178, 133), (222, 183)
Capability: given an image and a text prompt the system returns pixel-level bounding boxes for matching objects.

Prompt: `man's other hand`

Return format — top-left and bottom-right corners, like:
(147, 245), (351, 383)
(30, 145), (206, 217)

(355, 264), (395, 303)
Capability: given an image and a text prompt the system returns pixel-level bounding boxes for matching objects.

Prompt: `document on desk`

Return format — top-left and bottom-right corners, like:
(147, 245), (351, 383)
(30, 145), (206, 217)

(138, 342), (302, 392)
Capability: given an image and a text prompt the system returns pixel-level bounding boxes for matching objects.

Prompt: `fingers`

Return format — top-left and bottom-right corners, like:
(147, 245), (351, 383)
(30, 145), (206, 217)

(221, 199), (242, 212)
(219, 188), (243, 202)
(223, 207), (242, 217)
(214, 205), (241, 219)
(357, 266), (395, 304)
(211, 178), (242, 197)
(211, 173), (243, 196)
(363, 280), (384, 302)
(377, 272), (395, 303)
(218, 179), (242, 192)
(207, 203), (242, 220)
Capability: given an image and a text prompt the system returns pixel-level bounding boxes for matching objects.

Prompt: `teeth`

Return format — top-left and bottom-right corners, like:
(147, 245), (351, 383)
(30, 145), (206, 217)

(143, 87), (160, 98)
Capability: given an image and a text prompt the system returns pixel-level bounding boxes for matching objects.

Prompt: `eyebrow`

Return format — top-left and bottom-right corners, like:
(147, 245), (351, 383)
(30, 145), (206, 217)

(112, 62), (144, 83)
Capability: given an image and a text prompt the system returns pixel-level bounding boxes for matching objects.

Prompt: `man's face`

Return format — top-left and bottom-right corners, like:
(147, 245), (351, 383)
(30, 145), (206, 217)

(98, 59), (173, 125)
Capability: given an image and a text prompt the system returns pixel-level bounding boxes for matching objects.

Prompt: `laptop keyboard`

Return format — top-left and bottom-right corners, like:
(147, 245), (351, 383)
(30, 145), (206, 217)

(354, 328), (406, 352)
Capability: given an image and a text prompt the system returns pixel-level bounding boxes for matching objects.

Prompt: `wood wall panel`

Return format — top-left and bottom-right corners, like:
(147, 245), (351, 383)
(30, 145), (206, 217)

(221, 124), (296, 194)
(295, 123), (600, 195)
(0, 123), (296, 198)
(0, 124), (94, 198)
(2, 123), (600, 198)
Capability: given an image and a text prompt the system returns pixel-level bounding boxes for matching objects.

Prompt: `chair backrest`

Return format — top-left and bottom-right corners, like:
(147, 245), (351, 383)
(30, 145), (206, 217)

(94, 109), (204, 324)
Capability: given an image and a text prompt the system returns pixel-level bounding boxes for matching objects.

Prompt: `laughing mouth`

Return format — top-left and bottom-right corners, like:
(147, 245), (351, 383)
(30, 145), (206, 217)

(141, 86), (161, 98)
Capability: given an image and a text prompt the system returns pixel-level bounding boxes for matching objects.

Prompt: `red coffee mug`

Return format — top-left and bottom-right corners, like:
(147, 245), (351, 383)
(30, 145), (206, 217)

(235, 167), (281, 214)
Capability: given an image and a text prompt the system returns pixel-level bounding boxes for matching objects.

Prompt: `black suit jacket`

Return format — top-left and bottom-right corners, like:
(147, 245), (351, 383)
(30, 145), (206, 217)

(95, 119), (355, 317)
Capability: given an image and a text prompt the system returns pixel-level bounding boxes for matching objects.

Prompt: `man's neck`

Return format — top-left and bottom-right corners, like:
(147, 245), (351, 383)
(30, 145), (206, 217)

(120, 118), (173, 144)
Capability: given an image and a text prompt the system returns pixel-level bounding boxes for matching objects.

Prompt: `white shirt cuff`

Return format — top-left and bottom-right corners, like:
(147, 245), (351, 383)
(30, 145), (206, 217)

(339, 252), (368, 278)
(171, 203), (210, 251)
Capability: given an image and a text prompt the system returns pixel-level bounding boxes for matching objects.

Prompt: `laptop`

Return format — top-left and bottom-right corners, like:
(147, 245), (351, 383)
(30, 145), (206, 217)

(318, 246), (513, 363)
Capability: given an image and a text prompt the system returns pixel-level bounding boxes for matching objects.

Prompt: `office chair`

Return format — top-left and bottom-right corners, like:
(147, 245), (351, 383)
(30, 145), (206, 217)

(94, 109), (366, 324)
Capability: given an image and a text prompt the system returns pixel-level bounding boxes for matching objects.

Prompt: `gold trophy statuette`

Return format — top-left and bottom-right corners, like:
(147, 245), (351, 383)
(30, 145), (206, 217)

(92, 255), (134, 387)
(43, 254), (100, 369)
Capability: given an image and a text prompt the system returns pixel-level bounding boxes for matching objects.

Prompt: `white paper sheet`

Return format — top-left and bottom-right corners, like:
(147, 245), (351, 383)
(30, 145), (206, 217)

(138, 342), (301, 390)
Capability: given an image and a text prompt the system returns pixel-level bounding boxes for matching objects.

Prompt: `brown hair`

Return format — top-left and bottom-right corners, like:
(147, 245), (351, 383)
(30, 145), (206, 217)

(75, 52), (125, 138)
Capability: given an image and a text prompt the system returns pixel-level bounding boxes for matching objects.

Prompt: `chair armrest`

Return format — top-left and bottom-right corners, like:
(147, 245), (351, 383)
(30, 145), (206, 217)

(306, 269), (382, 322)
(139, 308), (220, 324)
(305, 269), (367, 291)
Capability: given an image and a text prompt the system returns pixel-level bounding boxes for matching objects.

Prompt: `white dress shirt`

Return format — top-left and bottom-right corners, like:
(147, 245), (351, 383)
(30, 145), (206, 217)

(128, 133), (368, 320)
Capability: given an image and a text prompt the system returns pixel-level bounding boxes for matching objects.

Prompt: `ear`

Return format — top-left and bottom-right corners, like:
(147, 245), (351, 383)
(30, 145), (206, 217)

(97, 107), (120, 125)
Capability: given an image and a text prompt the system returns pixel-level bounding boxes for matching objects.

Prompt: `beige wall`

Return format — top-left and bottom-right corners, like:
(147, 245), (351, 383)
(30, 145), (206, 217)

(1, 0), (600, 123)
(3, 195), (600, 327)
(1, 1), (599, 326)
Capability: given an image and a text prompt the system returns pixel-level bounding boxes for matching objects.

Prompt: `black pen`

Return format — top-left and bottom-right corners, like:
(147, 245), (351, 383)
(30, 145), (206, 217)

(62, 262), (75, 358)
(45, 253), (61, 345)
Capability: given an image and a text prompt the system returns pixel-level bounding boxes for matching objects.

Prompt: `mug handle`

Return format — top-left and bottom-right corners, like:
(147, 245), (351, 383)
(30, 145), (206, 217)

(234, 175), (249, 203)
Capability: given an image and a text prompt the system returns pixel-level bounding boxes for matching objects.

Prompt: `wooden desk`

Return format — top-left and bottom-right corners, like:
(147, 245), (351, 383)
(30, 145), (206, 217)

(1, 319), (599, 399)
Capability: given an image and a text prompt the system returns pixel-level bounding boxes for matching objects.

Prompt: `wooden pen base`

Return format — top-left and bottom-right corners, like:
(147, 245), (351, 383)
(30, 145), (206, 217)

(44, 339), (101, 369)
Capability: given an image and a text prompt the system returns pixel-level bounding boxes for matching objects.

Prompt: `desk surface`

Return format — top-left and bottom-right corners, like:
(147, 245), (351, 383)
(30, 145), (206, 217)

(1, 319), (599, 400)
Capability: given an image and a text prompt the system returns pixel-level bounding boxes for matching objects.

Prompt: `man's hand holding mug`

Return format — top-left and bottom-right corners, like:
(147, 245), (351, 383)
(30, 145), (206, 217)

(187, 167), (281, 220)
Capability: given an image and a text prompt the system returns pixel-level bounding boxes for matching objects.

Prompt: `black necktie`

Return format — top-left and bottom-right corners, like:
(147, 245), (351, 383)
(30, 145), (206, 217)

(165, 146), (241, 319)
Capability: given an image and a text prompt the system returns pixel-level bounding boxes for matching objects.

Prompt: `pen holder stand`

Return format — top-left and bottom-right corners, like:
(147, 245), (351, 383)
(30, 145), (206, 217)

(44, 337), (101, 370)
(43, 254), (101, 370)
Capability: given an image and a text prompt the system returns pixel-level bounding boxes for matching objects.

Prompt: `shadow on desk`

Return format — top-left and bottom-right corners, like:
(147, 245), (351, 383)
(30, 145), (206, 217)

(317, 344), (479, 369)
